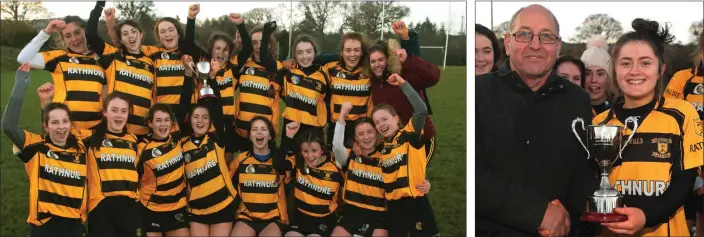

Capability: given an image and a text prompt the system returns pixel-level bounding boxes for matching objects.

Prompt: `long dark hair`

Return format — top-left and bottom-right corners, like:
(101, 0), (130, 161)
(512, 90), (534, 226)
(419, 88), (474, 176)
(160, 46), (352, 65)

(338, 32), (366, 67)
(146, 103), (175, 134)
(554, 55), (587, 88)
(207, 32), (235, 61)
(154, 17), (184, 48)
(248, 116), (279, 162)
(475, 23), (501, 72)
(610, 18), (674, 101)
(294, 128), (328, 170)
(90, 93), (133, 148)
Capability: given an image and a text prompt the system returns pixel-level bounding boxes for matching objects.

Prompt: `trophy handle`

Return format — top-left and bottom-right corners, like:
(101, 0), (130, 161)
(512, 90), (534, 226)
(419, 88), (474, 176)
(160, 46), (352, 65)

(618, 116), (639, 159)
(572, 117), (590, 159)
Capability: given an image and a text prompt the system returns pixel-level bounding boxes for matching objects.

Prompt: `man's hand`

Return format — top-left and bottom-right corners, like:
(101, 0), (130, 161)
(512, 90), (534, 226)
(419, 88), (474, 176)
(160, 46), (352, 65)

(229, 13), (243, 25)
(188, 4), (200, 19)
(44, 20), (66, 34)
(538, 200), (571, 237)
(392, 20), (409, 40)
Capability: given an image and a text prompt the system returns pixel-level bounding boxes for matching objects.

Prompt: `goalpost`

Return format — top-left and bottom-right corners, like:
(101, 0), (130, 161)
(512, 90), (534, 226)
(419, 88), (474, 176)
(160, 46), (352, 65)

(416, 2), (452, 70)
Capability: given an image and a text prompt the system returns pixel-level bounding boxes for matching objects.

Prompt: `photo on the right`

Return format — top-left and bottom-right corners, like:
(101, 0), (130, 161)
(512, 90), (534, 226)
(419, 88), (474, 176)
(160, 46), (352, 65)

(474, 1), (704, 237)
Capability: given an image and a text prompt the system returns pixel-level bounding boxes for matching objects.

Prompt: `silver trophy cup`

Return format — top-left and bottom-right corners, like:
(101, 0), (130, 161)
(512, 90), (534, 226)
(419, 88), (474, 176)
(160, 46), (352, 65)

(572, 117), (638, 222)
(189, 61), (216, 98)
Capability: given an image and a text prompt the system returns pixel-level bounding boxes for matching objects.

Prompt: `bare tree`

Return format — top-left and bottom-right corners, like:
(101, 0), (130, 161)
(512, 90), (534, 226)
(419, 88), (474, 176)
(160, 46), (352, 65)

(492, 21), (511, 39)
(243, 8), (275, 27)
(297, 1), (344, 39)
(342, 1), (410, 36)
(114, 0), (156, 20)
(0, 1), (51, 22)
(573, 14), (623, 43)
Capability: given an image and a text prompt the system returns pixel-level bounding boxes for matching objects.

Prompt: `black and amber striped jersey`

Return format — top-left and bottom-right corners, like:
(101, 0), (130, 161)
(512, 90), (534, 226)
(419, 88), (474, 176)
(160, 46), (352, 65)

(381, 121), (427, 200)
(98, 43), (156, 136)
(234, 58), (283, 137)
(196, 64), (237, 118)
(143, 46), (197, 107)
(229, 151), (288, 223)
(285, 155), (343, 218)
(323, 62), (372, 122)
(137, 134), (187, 212)
(85, 130), (140, 211)
(42, 49), (105, 130)
(282, 67), (329, 127)
(594, 97), (704, 237)
(342, 148), (386, 212)
(13, 130), (89, 225)
(666, 68), (704, 119)
(181, 133), (238, 216)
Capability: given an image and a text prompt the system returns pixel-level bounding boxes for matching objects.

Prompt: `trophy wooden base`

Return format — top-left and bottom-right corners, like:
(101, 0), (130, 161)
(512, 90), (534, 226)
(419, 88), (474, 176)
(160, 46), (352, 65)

(199, 94), (217, 99)
(580, 212), (628, 223)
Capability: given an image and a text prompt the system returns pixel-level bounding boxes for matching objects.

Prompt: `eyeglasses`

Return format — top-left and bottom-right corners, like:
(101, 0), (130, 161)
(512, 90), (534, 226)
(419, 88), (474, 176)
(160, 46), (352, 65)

(509, 31), (561, 44)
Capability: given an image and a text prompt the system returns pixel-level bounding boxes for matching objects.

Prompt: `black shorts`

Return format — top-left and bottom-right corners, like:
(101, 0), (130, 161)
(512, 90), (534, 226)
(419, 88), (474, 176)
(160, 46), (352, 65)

(140, 205), (189, 233)
(337, 205), (385, 237)
(188, 202), (235, 225)
(424, 136), (436, 166)
(288, 211), (336, 236)
(87, 196), (140, 237)
(385, 196), (438, 237)
(236, 219), (287, 235)
(30, 215), (84, 237)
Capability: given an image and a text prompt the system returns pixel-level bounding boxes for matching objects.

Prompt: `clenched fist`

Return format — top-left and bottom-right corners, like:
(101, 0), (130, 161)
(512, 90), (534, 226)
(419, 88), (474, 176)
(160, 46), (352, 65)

(229, 13), (243, 25)
(285, 121), (300, 138)
(188, 4), (200, 19)
(392, 20), (409, 40)
(340, 102), (353, 118)
(103, 8), (116, 22)
(386, 73), (406, 87)
(37, 82), (55, 102)
(44, 20), (66, 34)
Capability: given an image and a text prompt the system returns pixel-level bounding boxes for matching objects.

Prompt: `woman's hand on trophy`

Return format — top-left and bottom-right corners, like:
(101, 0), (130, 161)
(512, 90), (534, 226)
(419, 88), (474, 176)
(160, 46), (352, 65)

(182, 55), (194, 77)
(209, 58), (220, 79)
(601, 207), (646, 235)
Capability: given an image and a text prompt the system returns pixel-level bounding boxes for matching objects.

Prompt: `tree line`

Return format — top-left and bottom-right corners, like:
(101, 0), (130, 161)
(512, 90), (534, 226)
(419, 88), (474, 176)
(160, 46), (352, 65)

(0, 1), (466, 67)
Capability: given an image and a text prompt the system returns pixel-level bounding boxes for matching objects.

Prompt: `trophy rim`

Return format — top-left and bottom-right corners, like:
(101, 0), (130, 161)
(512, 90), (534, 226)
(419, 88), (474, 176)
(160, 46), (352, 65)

(587, 124), (623, 129)
(196, 61), (211, 74)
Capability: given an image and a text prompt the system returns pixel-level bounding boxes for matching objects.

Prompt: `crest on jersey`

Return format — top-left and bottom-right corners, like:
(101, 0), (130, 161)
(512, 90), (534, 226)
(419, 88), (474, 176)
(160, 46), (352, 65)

(73, 154), (81, 163)
(415, 222), (423, 230)
(152, 148), (162, 157)
(246, 164), (255, 174)
(355, 157), (362, 164)
(128, 142), (133, 150)
(695, 118), (702, 136)
(126, 60), (131, 66)
(694, 84), (703, 95)
(319, 224), (327, 232)
(658, 142), (668, 154)
(246, 67), (255, 75)
(292, 75), (300, 84)
(336, 71), (346, 79)
(161, 52), (170, 60)
(46, 150), (59, 160)
(304, 166), (310, 174)
(102, 139), (113, 148)
(69, 57), (79, 64)
(184, 153), (191, 163)
(324, 172), (331, 180)
(174, 213), (184, 222)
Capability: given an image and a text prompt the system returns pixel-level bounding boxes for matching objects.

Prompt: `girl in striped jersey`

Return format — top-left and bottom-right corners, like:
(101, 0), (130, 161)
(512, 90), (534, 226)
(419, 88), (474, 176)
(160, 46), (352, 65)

(331, 102), (431, 237)
(186, 9), (253, 163)
(372, 74), (438, 237)
(274, 124), (343, 237)
(232, 21), (285, 153)
(229, 116), (288, 237)
(2, 64), (90, 237)
(87, 1), (156, 138)
(260, 24), (330, 155)
(180, 61), (239, 237)
(136, 102), (193, 236)
(17, 16), (107, 130)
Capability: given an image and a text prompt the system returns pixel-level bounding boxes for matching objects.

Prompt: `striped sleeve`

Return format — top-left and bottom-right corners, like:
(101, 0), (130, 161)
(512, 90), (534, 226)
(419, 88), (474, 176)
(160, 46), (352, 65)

(14, 130), (45, 163)
(41, 50), (68, 73)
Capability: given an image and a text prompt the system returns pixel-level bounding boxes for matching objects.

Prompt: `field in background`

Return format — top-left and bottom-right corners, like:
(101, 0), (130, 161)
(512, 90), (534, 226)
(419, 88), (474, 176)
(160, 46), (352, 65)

(0, 51), (467, 236)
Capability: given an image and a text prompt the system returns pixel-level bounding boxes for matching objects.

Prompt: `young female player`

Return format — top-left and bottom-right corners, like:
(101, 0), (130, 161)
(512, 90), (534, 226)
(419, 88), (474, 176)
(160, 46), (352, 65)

(595, 18), (704, 237)
(2, 63), (90, 237)
(17, 16), (106, 130)
(229, 116), (289, 237)
(372, 73), (438, 236)
(86, 1), (155, 138)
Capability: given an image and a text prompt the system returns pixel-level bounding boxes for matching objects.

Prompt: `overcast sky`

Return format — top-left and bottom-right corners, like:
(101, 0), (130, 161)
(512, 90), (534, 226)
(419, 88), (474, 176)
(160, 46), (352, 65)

(475, 1), (703, 43)
(41, 1), (467, 36)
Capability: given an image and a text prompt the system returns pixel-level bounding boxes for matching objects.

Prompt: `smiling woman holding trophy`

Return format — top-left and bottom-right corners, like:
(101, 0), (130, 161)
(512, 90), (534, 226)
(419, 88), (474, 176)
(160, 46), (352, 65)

(573, 18), (704, 237)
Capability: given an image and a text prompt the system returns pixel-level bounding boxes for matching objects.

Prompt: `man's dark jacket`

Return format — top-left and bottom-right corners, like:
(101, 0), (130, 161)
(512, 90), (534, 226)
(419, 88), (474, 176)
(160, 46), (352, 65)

(475, 60), (598, 236)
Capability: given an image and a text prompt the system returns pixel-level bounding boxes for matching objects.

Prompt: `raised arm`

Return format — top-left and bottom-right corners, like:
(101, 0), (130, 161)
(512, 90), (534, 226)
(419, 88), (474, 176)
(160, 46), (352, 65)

(16, 21), (66, 69)
(392, 20), (420, 56)
(332, 103), (353, 166)
(86, 1), (107, 56)
(229, 13), (252, 68)
(183, 4), (199, 60)
(388, 73), (428, 138)
(273, 122), (299, 173)
(259, 21), (278, 73)
(104, 7), (120, 47)
(1, 64), (32, 147)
